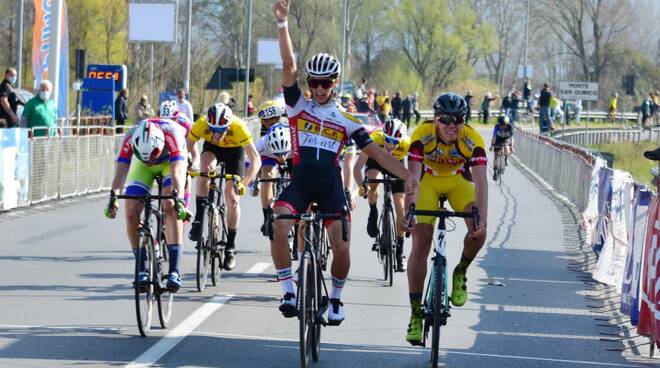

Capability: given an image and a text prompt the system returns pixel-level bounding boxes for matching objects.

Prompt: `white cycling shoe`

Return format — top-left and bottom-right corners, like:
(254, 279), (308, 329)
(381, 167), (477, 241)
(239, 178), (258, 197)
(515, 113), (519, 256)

(327, 298), (344, 326)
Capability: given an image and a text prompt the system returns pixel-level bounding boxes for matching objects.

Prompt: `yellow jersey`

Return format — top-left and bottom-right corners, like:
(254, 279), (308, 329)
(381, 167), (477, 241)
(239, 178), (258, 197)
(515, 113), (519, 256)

(370, 130), (410, 161)
(189, 115), (253, 148)
(408, 121), (487, 176)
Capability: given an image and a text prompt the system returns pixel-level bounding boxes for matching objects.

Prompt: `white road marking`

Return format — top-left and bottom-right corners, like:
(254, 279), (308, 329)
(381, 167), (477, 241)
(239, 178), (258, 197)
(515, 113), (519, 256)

(125, 262), (271, 368)
(441, 350), (643, 367)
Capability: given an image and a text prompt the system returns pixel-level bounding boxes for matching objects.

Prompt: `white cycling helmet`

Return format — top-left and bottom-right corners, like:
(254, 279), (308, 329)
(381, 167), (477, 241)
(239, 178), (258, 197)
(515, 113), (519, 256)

(383, 118), (407, 139)
(306, 53), (341, 78)
(207, 103), (233, 129)
(159, 100), (179, 119)
(265, 123), (291, 155)
(131, 120), (165, 163)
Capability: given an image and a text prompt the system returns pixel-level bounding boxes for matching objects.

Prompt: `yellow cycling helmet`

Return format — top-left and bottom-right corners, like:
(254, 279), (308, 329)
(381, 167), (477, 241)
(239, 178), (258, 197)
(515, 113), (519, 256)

(257, 100), (285, 120)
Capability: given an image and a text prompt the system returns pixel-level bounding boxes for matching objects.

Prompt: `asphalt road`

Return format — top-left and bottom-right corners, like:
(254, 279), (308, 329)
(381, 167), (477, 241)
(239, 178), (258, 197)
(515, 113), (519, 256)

(0, 145), (655, 367)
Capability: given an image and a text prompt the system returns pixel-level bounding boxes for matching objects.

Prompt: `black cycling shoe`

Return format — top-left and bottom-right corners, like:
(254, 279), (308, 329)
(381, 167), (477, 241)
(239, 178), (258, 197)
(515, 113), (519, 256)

(189, 219), (201, 242)
(279, 293), (297, 318)
(223, 249), (236, 270)
(396, 254), (407, 272)
(367, 208), (379, 238)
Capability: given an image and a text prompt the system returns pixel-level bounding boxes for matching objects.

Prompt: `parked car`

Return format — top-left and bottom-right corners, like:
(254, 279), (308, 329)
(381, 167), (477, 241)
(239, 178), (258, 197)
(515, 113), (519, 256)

(352, 113), (383, 133)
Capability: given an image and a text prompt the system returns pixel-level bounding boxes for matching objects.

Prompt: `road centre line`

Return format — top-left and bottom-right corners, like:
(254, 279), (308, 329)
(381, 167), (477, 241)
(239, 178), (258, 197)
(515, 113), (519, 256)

(125, 262), (271, 368)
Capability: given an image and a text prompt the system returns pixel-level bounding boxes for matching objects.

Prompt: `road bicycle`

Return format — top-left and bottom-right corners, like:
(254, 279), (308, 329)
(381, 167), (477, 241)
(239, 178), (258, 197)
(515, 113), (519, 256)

(275, 206), (348, 368)
(258, 165), (298, 260)
(117, 177), (176, 337)
(362, 174), (404, 287)
(404, 198), (479, 367)
(492, 145), (507, 186)
(189, 163), (242, 292)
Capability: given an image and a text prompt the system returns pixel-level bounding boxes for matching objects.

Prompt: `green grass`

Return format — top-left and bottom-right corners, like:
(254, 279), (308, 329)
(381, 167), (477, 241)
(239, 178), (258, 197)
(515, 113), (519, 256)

(587, 141), (658, 187)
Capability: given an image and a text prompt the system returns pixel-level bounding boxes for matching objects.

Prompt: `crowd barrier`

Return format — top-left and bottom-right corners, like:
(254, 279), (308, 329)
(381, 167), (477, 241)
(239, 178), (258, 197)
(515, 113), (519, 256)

(515, 127), (660, 352)
(552, 127), (660, 146)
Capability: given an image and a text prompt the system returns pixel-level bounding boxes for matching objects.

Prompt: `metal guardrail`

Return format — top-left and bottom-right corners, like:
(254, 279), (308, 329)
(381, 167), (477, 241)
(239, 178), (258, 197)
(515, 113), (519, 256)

(514, 128), (598, 212)
(551, 127), (660, 146)
(419, 109), (639, 121)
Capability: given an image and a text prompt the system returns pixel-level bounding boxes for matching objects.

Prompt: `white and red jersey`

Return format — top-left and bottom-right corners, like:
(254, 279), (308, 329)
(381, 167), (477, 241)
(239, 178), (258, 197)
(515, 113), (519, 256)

(283, 84), (371, 168)
(117, 118), (187, 165)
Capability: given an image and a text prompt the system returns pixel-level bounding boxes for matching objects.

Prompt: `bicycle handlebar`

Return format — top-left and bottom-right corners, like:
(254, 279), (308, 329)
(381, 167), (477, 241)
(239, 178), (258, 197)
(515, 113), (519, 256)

(256, 177), (290, 184)
(117, 194), (177, 201)
(275, 207), (350, 242)
(189, 170), (242, 182)
(364, 177), (405, 184)
(403, 204), (480, 238)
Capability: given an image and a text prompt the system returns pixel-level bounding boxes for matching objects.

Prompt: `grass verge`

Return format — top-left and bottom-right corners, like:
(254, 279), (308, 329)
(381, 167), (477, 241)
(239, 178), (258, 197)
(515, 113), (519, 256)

(587, 141), (658, 187)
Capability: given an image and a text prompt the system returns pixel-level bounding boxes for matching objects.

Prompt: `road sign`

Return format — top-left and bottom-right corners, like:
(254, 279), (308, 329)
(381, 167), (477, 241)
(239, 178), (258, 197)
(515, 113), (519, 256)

(559, 81), (599, 101)
(257, 39), (283, 68)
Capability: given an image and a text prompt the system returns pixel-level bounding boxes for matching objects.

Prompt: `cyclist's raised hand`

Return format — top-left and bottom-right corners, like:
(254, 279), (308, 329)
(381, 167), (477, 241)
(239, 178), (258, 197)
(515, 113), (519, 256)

(104, 192), (119, 219)
(272, 0), (289, 21)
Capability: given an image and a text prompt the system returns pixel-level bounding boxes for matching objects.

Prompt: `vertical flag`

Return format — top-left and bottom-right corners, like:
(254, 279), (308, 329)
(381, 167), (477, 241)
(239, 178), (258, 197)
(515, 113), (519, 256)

(31, 0), (69, 119)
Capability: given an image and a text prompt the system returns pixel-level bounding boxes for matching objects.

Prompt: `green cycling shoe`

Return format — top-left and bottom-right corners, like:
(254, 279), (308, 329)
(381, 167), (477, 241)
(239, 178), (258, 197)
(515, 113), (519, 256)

(451, 267), (468, 306)
(405, 313), (423, 346)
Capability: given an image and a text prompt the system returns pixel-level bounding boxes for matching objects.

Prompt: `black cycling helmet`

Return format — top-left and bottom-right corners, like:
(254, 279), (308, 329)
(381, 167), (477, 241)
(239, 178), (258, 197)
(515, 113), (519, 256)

(497, 115), (510, 125)
(433, 92), (468, 117)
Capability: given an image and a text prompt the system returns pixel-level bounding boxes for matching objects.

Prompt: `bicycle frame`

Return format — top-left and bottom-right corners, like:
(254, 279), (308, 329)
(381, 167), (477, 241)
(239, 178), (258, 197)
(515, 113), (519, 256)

(423, 211), (450, 337)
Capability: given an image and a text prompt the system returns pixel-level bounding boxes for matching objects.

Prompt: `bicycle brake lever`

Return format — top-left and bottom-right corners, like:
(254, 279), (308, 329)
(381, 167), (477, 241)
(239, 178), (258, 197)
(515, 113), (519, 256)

(404, 203), (416, 238)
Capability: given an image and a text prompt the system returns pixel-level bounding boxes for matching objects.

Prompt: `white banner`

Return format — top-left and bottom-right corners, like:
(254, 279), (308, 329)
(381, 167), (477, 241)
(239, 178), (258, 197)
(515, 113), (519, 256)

(582, 158), (606, 243)
(593, 170), (635, 289)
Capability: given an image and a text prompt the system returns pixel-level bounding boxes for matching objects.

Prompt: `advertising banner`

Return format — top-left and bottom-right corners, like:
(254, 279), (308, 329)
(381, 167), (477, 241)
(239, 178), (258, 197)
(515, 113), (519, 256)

(621, 187), (650, 324)
(592, 168), (613, 257)
(0, 129), (30, 210)
(637, 196), (660, 344)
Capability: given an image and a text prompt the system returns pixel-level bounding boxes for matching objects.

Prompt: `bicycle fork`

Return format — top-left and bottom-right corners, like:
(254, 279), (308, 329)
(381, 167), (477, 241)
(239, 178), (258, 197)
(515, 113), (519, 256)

(422, 230), (450, 345)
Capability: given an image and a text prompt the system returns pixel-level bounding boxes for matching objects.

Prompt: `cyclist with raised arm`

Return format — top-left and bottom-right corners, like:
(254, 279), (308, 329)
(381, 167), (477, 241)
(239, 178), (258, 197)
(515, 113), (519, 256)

(187, 103), (260, 271)
(271, 0), (417, 325)
(491, 115), (514, 181)
(354, 118), (410, 271)
(105, 119), (190, 292)
(404, 93), (488, 345)
(256, 123), (292, 235)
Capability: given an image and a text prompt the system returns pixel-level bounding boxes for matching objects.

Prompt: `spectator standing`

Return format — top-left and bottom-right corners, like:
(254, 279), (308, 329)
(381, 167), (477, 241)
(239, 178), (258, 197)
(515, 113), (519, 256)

(464, 90), (474, 123)
(358, 78), (368, 97)
(0, 68), (24, 128)
(411, 92), (421, 125)
(574, 99), (582, 124)
(608, 92), (618, 123)
(510, 91), (520, 124)
(500, 94), (511, 123)
(134, 95), (154, 121)
(247, 94), (256, 116)
(356, 96), (370, 113)
(22, 80), (57, 137)
(401, 95), (412, 128)
(523, 79), (532, 105)
(391, 91), (402, 119)
(380, 96), (392, 121)
(652, 92), (659, 125)
(549, 96), (560, 126)
(529, 94), (538, 112)
(539, 83), (553, 133)
(481, 92), (497, 124)
(642, 93), (653, 129)
(176, 88), (194, 121)
(366, 89), (376, 113)
(114, 88), (129, 130)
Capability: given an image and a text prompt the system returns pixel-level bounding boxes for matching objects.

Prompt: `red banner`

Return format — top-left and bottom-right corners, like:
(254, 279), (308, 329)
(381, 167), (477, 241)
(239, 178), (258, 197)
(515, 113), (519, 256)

(637, 195), (660, 345)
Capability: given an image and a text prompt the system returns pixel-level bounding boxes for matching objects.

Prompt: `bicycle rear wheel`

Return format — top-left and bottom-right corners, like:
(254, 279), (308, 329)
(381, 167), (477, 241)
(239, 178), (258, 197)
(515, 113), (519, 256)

(135, 233), (154, 337)
(211, 207), (224, 286)
(384, 208), (396, 287)
(298, 253), (312, 368)
(195, 208), (211, 292)
(431, 258), (446, 367)
(289, 225), (298, 260)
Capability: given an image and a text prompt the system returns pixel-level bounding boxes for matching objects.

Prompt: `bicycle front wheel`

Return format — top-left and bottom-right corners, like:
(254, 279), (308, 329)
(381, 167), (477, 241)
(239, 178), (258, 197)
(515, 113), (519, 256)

(196, 208), (211, 292)
(157, 236), (173, 328)
(311, 260), (323, 362)
(135, 233), (154, 337)
(431, 258), (446, 367)
(211, 208), (224, 286)
(298, 253), (312, 368)
(383, 208), (396, 287)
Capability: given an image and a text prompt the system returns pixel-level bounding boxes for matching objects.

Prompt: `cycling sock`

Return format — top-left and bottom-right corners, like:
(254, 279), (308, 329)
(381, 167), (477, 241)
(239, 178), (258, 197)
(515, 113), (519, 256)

(133, 248), (148, 272)
(167, 244), (182, 274)
(409, 293), (423, 317)
(227, 229), (237, 249)
(330, 276), (346, 300)
(183, 192), (191, 208)
(276, 268), (295, 295)
(297, 251), (303, 262)
(456, 253), (474, 274)
(369, 203), (378, 216)
(194, 196), (205, 220)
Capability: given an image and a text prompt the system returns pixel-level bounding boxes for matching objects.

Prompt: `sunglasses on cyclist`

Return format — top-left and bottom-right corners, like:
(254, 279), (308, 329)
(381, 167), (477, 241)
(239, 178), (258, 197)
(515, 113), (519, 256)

(384, 136), (400, 145)
(273, 151), (288, 157)
(209, 125), (229, 134)
(307, 77), (336, 89)
(434, 114), (464, 126)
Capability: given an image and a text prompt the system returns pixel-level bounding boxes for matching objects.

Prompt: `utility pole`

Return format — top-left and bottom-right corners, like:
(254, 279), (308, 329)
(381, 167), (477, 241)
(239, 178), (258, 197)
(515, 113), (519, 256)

(339, 0), (348, 94)
(183, 0), (192, 93)
(523, 0), (529, 81)
(16, 0), (24, 89)
(243, 0), (253, 116)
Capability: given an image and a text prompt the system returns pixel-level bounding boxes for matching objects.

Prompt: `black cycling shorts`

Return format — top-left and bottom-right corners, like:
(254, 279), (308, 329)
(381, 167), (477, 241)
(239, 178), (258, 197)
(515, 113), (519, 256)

(202, 142), (245, 177)
(275, 165), (347, 215)
(364, 158), (405, 194)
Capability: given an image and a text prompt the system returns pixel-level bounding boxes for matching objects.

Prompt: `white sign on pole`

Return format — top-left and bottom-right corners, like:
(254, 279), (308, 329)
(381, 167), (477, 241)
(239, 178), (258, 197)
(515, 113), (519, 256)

(128, 2), (178, 43)
(257, 39), (283, 69)
(559, 81), (599, 101)
(517, 64), (533, 79)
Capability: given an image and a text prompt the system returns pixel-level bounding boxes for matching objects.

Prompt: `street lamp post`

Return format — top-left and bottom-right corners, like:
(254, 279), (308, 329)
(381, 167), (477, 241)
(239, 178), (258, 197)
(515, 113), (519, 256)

(183, 0), (192, 93)
(16, 0), (24, 89)
(243, 0), (253, 116)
